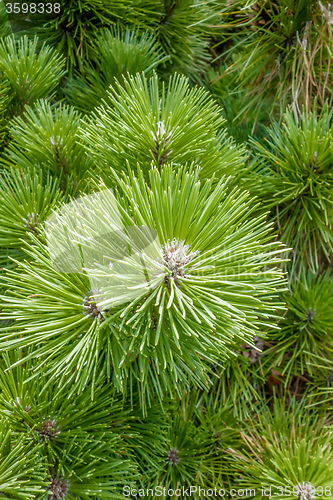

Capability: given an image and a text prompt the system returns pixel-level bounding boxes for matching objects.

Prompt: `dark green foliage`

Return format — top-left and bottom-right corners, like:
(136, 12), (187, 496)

(65, 27), (169, 113)
(206, 65), (271, 143)
(223, 0), (333, 117)
(9, 0), (162, 74)
(0, 168), (63, 268)
(2, 100), (93, 193)
(0, 35), (65, 117)
(306, 357), (333, 407)
(156, 0), (218, 82)
(0, 2), (12, 39)
(249, 105), (333, 276)
(233, 396), (333, 500)
(141, 393), (239, 496)
(262, 272), (333, 384)
(9, 0), (218, 79)
(207, 344), (266, 419)
(0, 351), (138, 500)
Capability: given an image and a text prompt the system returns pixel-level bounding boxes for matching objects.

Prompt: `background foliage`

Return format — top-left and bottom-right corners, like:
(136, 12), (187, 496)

(0, 0), (333, 498)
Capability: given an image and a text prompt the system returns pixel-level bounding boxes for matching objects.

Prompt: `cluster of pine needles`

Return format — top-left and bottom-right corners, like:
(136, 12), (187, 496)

(0, 0), (333, 499)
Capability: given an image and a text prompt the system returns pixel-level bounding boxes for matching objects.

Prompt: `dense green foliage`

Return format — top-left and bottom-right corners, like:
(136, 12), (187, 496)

(0, 1), (333, 498)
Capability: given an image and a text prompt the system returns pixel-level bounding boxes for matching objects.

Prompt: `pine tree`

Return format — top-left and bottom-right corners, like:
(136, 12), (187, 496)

(2, 100), (93, 193)
(248, 104), (333, 277)
(0, 351), (139, 499)
(64, 27), (169, 114)
(0, 165), (286, 409)
(0, 168), (63, 268)
(0, 0), (333, 497)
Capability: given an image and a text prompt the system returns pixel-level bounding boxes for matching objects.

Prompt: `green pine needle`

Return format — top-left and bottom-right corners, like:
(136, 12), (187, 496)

(65, 26), (169, 114)
(0, 35), (65, 117)
(0, 168), (63, 268)
(2, 100), (93, 194)
(249, 104), (333, 276)
(81, 71), (247, 182)
(0, 164), (287, 409)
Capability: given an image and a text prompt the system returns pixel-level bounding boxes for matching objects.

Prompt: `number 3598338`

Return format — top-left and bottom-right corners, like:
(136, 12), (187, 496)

(5, 3), (61, 14)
